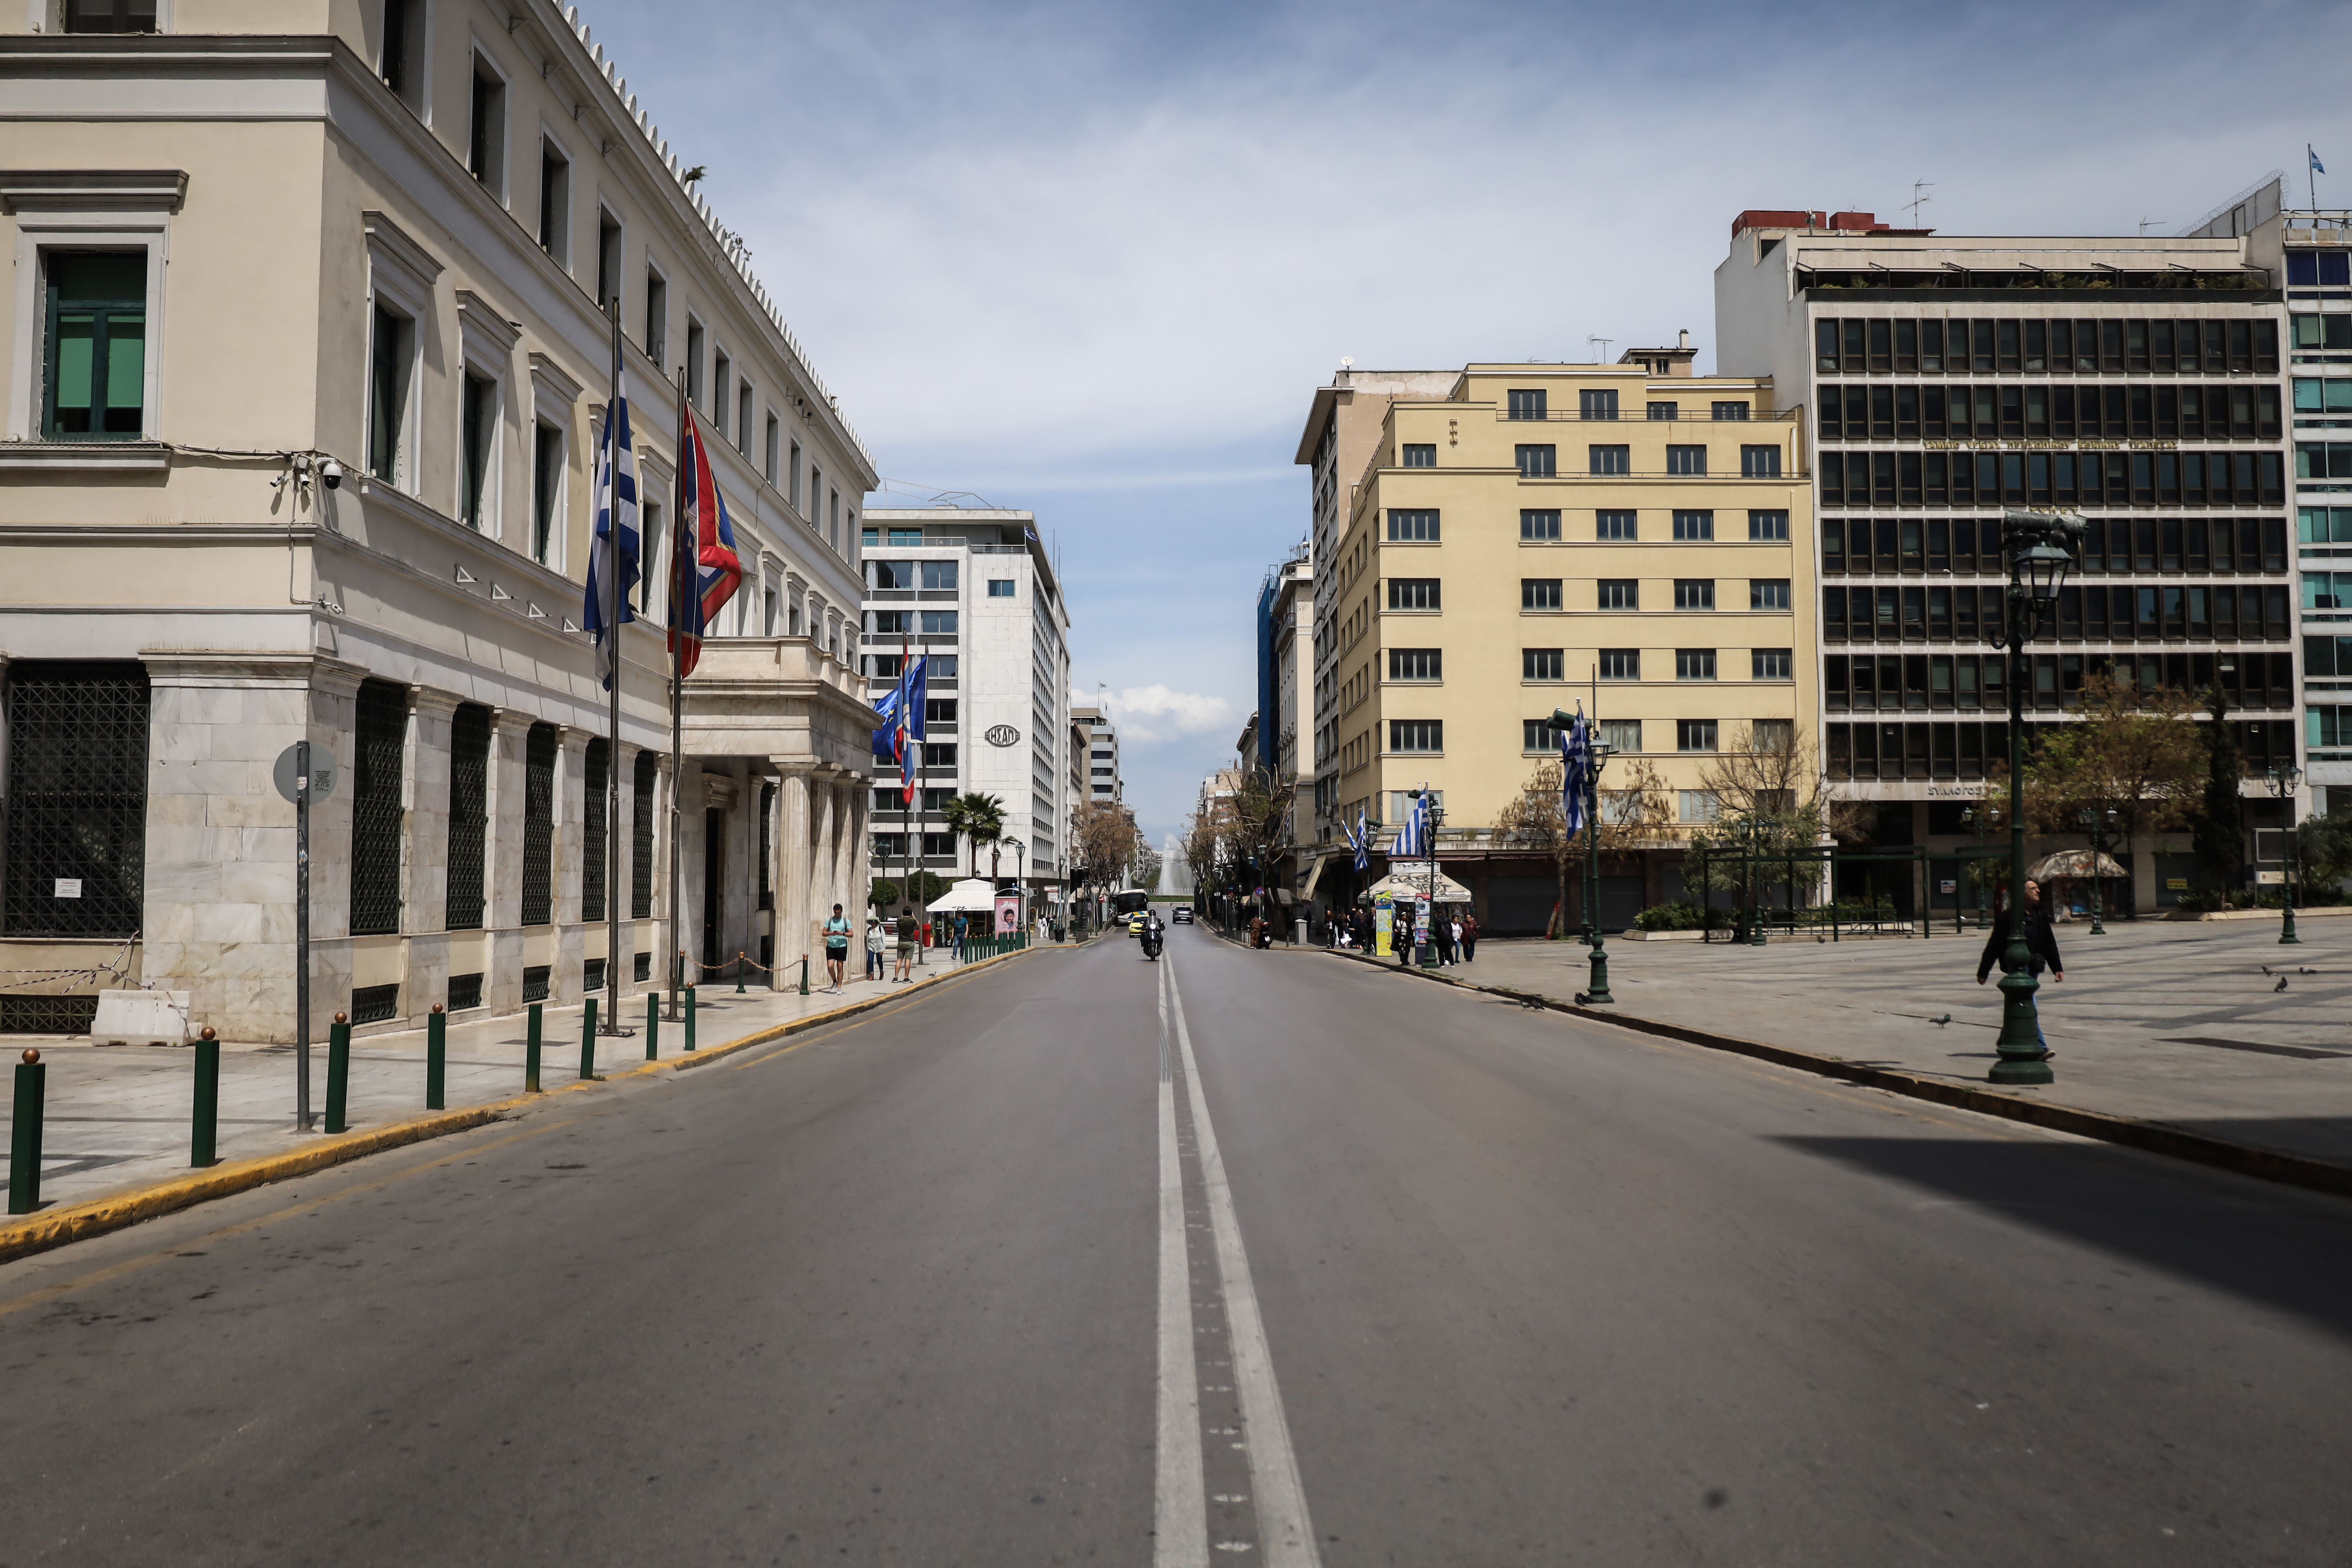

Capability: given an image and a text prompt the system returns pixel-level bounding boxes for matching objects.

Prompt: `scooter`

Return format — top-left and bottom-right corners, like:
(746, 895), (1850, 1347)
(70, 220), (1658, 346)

(1141, 922), (1164, 960)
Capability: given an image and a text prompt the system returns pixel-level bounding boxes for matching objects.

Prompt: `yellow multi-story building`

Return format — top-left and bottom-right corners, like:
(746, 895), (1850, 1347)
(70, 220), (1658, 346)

(1303, 351), (1815, 933)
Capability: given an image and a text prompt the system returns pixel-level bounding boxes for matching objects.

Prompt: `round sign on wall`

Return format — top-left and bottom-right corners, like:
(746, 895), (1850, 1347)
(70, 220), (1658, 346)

(984, 724), (1021, 747)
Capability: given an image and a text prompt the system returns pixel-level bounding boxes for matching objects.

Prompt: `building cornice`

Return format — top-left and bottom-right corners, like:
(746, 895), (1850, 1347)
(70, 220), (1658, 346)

(0, 168), (186, 213)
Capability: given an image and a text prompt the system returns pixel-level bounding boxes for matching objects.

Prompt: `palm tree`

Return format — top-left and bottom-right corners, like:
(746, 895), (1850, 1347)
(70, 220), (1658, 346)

(941, 792), (1006, 880)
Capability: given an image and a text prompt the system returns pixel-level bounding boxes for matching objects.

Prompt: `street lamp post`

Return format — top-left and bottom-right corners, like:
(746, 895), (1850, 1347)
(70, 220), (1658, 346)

(1960, 804), (1998, 930)
(1990, 509), (2083, 1087)
(2073, 806), (2115, 936)
(1550, 708), (1613, 1004)
(2268, 765), (2304, 945)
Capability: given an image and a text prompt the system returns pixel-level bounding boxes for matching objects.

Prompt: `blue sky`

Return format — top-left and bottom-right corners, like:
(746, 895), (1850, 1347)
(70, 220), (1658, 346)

(587, 0), (2350, 840)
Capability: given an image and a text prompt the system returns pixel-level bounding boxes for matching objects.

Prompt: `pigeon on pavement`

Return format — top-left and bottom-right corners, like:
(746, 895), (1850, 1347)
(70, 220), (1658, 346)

(2276, 976), (2290, 992)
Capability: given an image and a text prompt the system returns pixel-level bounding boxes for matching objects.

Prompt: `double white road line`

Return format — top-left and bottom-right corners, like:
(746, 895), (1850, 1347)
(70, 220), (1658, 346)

(1155, 948), (1321, 1567)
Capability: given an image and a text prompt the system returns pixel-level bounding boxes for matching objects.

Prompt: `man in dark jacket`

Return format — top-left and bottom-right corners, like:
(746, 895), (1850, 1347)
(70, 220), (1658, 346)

(1977, 877), (2063, 1053)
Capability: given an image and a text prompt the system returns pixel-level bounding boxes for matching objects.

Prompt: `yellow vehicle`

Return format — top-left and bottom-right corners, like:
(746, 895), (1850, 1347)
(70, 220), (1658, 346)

(1127, 911), (1150, 937)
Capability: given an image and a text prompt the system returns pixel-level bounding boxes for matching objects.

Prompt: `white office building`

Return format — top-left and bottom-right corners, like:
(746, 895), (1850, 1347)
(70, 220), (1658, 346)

(862, 509), (1073, 902)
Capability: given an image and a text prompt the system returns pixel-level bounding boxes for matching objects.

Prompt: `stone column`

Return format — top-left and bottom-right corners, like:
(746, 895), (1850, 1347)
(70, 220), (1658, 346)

(810, 776), (838, 938)
(483, 708), (533, 1013)
(137, 654), (337, 1044)
(834, 778), (861, 930)
(773, 764), (812, 992)
(403, 689), (461, 1018)
(613, 742), (637, 988)
(553, 728), (589, 999)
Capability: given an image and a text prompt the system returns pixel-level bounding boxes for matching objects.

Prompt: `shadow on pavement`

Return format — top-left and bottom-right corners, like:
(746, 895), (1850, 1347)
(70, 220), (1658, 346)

(1777, 1132), (2352, 1342)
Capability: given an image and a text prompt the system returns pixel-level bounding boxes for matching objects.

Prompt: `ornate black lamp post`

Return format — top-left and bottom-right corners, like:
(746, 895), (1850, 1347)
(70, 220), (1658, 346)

(1989, 510), (2083, 1087)
(1960, 803), (1999, 930)
(1549, 708), (1614, 1004)
(2268, 765), (2304, 945)
(2075, 806), (2112, 936)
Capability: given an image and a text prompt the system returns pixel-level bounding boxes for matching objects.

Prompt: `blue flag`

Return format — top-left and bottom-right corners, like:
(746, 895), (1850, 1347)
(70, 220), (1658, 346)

(2313, 145), (2327, 175)
(1351, 804), (1371, 872)
(583, 373), (641, 691)
(1560, 707), (1590, 838)
(1394, 791), (1428, 859)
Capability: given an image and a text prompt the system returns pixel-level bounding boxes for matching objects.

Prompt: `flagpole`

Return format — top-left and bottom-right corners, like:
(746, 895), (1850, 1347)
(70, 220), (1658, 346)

(901, 631), (912, 940)
(667, 368), (687, 1019)
(2312, 145), (2320, 213)
(604, 296), (625, 1037)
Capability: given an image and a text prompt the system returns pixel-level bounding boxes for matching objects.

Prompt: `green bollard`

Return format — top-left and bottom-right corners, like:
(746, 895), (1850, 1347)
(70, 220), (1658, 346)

(9, 1048), (45, 1216)
(525, 1002), (543, 1093)
(736, 951), (747, 995)
(685, 985), (697, 1051)
(580, 996), (599, 1080)
(800, 956), (809, 997)
(191, 1027), (220, 1167)
(646, 991), (660, 1059)
(426, 1003), (447, 1110)
(326, 1011), (352, 1133)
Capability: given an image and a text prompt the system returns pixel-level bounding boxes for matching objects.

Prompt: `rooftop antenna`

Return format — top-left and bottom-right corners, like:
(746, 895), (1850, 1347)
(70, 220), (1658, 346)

(1587, 336), (1613, 364)
(1904, 180), (1933, 225)
(2138, 217), (2165, 236)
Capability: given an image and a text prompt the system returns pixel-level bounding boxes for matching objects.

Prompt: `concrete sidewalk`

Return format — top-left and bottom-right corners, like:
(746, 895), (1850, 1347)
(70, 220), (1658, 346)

(1343, 917), (2352, 1174)
(2, 940), (1036, 1216)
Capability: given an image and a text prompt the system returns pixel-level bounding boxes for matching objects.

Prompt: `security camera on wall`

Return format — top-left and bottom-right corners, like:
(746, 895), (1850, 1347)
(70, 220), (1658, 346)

(320, 460), (345, 489)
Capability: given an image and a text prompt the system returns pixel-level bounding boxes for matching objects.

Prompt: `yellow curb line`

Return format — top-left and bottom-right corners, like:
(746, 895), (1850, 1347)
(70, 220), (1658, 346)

(0, 942), (1057, 1268)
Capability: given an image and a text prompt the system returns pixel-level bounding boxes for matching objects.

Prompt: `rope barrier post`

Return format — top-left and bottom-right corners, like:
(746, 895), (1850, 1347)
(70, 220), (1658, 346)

(8, 1048), (45, 1216)
(426, 1003), (447, 1110)
(645, 991), (660, 1059)
(684, 985), (698, 1050)
(525, 1002), (543, 1093)
(736, 951), (747, 995)
(325, 1011), (351, 1133)
(191, 1027), (220, 1167)
(580, 997), (599, 1081)
(799, 956), (809, 997)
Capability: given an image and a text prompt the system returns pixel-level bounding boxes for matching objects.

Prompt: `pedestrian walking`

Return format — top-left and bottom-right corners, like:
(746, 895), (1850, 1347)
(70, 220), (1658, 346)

(894, 906), (920, 982)
(1448, 914), (1465, 966)
(1461, 912), (1480, 963)
(1976, 877), (2064, 1055)
(952, 912), (969, 960)
(1249, 911), (1267, 950)
(822, 904), (853, 992)
(864, 915), (886, 981)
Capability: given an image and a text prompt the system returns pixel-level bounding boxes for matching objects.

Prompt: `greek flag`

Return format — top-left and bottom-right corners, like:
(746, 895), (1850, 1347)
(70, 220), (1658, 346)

(1394, 791), (1429, 859)
(2314, 145), (2328, 175)
(1559, 707), (1590, 838)
(1351, 804), (1371, 872)
(583, 373), (640, 691)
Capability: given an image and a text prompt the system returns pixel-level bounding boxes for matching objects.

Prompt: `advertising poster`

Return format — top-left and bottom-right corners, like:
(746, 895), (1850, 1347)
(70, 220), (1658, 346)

(994, 893), (1021, 935)
(1374, 891), (1393, 957)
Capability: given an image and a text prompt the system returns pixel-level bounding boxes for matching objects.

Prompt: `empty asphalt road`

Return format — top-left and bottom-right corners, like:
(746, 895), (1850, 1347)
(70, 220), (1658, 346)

(5, 925), (2351, 1566)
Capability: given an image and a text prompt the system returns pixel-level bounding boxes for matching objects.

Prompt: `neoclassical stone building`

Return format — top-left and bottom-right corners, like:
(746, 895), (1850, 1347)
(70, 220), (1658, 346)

(0, 2), (877, 1040)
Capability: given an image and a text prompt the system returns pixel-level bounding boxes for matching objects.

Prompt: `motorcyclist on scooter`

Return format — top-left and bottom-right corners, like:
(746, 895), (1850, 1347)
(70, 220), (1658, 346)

(1142, 911), (1165, 960)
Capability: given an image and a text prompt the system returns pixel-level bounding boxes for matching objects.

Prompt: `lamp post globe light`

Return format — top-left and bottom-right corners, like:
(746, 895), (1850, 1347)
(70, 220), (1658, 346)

(2075, 807), (2110, 937)
(1990, 509), (2084, 1087)
(1550, 707), (1614, 1005)
(2268, 765), (2304, 945)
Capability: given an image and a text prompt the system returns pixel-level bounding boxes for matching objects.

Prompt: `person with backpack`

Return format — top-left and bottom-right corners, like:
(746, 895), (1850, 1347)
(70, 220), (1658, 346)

(894, 906), (920, 983)
(863, 914), (886, 981)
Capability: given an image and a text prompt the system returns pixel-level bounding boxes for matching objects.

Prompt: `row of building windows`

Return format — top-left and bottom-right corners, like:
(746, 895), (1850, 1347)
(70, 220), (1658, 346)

(1825, 652), (2296, 714)
(1823, 516), (2290, 576)
(1383, 645), (1792, 682)
(868, 560), (960, 590)
(867, 610), (960, 635)
(1818, 383), (2281, 442)
(1379, 716), (1793, 758)
(1819, 449), (2286, 508)
(1500, 388), (1756, 421)
(1510, 510), (1791, 542)
(1813, 317), (2279, 377)
(1827, 719), (2297, 782)
(1824, 582), (2296, 643)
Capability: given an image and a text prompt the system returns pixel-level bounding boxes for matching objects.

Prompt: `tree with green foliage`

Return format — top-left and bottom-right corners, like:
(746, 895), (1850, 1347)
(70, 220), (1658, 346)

(941, 791), (1006, 880)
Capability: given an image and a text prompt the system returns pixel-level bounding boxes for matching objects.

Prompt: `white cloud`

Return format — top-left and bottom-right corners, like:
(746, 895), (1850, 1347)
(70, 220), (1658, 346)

(1091, 684), (1237, 745)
